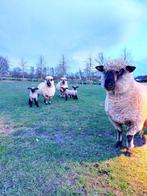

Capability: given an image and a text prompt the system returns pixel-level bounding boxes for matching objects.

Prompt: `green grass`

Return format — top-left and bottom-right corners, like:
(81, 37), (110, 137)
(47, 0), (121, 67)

(0, 80), (147, 195)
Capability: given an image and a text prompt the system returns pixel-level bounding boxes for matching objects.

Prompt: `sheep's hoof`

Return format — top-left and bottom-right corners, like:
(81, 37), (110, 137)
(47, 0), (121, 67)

(125, 150), (132, 157)
(126, 145), (134, 151)
(115, 141), (123, 148)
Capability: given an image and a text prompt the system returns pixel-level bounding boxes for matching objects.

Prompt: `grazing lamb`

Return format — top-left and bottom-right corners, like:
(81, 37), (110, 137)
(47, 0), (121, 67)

(28, 87), (39, 107)
(37, 76), (55, 104)
(61, 86), (79, 101)
(96, 58), (147, 150)
(56, 77), (68, 97)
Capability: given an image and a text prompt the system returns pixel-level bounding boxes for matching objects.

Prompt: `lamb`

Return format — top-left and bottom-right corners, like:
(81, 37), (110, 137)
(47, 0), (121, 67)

(56, 77), (68, 97)
(61, 86), (79, 101)
(28, 87), (39, 107)
(96, 58), (147, 150)
(37, 76), (55, 104)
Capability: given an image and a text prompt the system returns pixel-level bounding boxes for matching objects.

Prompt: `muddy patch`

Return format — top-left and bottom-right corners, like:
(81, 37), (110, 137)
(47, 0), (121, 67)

(0, 118), (13, 135)
(12, 127), (75, 144)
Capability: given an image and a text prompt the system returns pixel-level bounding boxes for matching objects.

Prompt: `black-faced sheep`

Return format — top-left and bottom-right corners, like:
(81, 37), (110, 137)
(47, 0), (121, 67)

(96, 58), (147, 150)
(37, 76), (55, 104)
(61, 86), (79, 101)
(56, 77), (68, 97)
(28, 87), (39, 107)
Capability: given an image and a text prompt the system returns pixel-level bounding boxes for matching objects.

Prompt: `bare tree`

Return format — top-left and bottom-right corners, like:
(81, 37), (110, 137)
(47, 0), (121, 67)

(95, 52), (105, 65)
(50, 67), (55, 76)
(55, 55), (68, 77)
(29, 66), (35, 78)
(20, 58), (27, 80)
(84, 56), (93, 80)
(0, 56), (9, 76)
(11, 67), (22, 78)
(121, 48), (132, 63)
(36, 56), (46, 80)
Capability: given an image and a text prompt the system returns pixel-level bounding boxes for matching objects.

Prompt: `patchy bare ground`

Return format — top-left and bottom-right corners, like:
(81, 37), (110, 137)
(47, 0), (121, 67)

(0, 118), (13, 134)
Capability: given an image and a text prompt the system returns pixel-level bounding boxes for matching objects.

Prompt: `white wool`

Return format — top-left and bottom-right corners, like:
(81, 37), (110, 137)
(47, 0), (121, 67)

(45, 76), (53, 80)
(102, 58), (147, 148)
(56, 77), (68, 92)
(38, 78), (55, 100)
(29, 90), (38, 101)
(65, 89), (77, 96)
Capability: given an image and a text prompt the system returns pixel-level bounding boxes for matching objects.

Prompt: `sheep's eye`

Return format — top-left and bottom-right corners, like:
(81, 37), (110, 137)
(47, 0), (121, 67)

(116, 69), (125, 79)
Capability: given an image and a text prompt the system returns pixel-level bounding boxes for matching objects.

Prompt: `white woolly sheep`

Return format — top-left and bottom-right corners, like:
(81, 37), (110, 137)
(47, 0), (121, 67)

(96, 58), (147, 150)
(56, 77), (68, 97)
(37, 76), (55, 104)
(61, 86), (79, 101)
(28, 87), (39, 107)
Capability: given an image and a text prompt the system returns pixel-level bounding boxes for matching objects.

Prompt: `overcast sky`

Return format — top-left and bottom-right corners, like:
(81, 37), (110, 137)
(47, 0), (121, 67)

(0, 0), (147, 75)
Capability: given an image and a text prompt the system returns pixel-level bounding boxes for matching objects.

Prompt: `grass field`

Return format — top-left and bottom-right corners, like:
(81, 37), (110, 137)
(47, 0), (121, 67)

(0, 80), (147, 195)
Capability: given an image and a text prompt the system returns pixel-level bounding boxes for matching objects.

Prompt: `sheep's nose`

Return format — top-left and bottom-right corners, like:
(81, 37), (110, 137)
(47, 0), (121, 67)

(47, 81), (51, 86)
(104, 81), (115, 91)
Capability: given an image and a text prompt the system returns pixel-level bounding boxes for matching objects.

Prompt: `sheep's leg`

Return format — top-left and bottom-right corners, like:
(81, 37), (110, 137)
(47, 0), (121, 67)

(74, 95), (78, 100)
(126, 122), (144, 149)
(108, 117), (123, 147)
(34, 99), (39, 107)
(49, 98), (51, 104)
(29, 99), (33, 107)
(44, 99), (48, 105)
(65, 94), (68, 101)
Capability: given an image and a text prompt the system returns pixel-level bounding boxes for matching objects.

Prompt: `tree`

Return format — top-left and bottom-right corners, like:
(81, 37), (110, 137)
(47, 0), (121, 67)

(11, 67), (22, 78)
(20, 58), (27, 80)
(0, 56), (9, 76)
(84, 57), (93, 80)
(95, 52), (105, 65)
(29, 66), (35, 78)
(49, 67), (55, 76)
(55, 55), (68, 77)
(36, 56), (46, 79)
(121, 48), (132, 63)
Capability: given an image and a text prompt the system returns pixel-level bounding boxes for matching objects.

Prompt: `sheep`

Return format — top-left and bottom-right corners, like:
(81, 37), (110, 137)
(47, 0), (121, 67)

(28, 87), (39, 107)
(95, 58), (147, 150)
(37, 76), (55, 104)
(61, 86), (79, 101)
(56, 77), (68, 97)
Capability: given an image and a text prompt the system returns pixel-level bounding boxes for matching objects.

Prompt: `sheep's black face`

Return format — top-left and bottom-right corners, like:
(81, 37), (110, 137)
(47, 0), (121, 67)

(31, 89), (36, 93)
(104, 70), (116, 91)
(62, 80), (65, 85)
(46, 80), (51, 87)
(96, 65), (136, 92)
(72, 86), (79, 90)
(28, 87), (38, 93)
(95, 66), (128, 91)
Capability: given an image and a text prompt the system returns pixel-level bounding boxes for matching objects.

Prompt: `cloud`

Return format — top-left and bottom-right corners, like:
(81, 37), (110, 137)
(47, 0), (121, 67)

(0, 0), (146, 73)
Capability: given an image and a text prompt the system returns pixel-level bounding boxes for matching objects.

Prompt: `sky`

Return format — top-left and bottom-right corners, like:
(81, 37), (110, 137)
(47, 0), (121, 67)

(0, 0), (147, 75)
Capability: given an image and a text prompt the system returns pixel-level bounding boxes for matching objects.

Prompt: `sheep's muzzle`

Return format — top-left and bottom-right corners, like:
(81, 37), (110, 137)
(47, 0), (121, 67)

(104, 70), (115, 91)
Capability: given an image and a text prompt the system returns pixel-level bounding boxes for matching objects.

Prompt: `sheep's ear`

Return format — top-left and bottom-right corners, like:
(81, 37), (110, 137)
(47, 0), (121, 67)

(28, 87), (31, 90)
(126, 66), (136, 73)
(35, 88), (39, 90)
(95, 65), (104, 72)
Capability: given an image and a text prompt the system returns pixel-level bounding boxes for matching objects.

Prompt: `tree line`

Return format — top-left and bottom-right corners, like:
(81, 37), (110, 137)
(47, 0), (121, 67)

(0, 54), (101, 81)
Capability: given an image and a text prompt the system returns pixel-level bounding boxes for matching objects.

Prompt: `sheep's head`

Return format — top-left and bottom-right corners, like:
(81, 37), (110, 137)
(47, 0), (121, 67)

(28, 87), (38, 93)
(72, 86), (79, 90)
(95, 59), (136, 92)
(60, 77), (68, 85)
(45, 76), (54, 87)
(60, 87), (68, 92)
